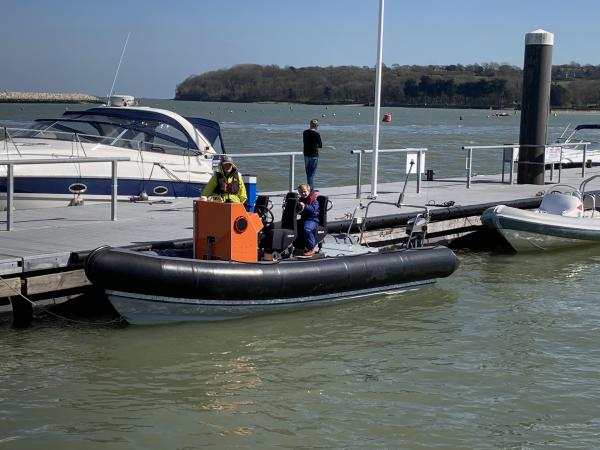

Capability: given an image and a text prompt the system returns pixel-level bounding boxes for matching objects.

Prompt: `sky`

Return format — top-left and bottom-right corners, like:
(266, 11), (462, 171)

(1, 0), (599, 99)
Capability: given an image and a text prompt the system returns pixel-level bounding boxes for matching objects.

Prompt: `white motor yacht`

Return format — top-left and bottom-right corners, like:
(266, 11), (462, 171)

(0, 96), (255, 209)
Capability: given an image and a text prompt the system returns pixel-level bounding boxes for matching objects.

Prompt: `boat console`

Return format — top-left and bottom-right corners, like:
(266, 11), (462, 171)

(193, 200), (263, 262)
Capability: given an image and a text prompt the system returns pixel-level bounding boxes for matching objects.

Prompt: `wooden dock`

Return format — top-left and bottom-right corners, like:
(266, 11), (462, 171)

(2, 165), (599, 323)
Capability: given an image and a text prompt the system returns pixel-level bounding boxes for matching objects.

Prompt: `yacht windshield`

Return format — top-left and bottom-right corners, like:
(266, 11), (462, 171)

(11, 116), (197, 155)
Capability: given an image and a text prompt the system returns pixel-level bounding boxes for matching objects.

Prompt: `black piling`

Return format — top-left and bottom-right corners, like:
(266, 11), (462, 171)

(10, 296), (33, 328)
(517, 29), (554, 185)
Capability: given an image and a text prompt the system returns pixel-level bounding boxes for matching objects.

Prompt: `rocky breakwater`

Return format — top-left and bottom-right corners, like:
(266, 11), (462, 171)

(0, 91), (103, 103)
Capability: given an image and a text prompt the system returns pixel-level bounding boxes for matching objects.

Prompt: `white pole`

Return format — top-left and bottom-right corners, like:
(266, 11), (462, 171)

(370, 0), (384, 198)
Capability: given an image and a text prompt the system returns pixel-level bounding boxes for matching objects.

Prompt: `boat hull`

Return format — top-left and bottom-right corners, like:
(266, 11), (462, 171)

(107, 280), (433, 323)
(481, 204), (600, 252)
(85, 246), (459, 323)
(0, 176), (206, 209)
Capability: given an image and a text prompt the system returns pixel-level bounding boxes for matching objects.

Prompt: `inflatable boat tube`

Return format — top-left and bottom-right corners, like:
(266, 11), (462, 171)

(84, 245), (459, 322)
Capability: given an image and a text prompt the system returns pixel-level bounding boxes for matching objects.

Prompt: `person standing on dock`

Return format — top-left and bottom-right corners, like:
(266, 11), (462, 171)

(201, 155), (248, 204)
(303, 118), (323, 189)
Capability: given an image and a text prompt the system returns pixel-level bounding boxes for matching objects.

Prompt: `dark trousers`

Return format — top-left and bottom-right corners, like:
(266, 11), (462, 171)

(304, 156), (318, 189)
(302, 219), (318, 250)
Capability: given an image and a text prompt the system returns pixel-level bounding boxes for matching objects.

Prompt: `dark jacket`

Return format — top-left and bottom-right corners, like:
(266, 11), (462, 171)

(303, 129), (323, 157)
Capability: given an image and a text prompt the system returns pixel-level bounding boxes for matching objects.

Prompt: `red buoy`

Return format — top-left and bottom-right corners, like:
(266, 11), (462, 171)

(382, 113), (392, 122)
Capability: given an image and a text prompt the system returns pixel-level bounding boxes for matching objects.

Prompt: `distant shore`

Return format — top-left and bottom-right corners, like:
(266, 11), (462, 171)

(0, 91), (103, 104)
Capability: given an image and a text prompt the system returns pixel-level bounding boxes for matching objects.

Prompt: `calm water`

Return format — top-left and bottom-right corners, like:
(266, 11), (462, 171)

(1, 102), (600, 449)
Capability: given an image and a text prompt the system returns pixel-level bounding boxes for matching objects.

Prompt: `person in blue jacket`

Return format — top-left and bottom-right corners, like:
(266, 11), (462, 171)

(296, 183), (320, 256)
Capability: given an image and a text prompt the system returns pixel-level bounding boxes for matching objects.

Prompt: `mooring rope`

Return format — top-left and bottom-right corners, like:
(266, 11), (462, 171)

(0, 275), (123, 326)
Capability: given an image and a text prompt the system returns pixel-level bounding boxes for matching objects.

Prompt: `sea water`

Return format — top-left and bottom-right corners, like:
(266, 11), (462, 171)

(1, 101), (600, 448)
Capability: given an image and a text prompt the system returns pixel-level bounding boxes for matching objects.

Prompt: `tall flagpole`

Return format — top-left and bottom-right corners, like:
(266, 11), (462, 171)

(370, 0), (384, 198)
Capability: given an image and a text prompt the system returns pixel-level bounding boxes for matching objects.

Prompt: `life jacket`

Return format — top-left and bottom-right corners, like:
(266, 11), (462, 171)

(215, 169), (240, 195)
(306, 191), (319, 206)
(299, 190), (320, 221)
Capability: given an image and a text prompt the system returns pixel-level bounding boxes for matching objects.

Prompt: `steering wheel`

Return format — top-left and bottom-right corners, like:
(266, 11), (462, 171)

(255, 205), (274, 226)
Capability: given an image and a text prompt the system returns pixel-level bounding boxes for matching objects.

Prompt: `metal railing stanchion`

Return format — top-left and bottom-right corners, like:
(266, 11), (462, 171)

(466, 147), (473, 189)
(416, 150), (422, 193)
(289, 154), (295, 192)
(509, 146), (516, 185)
(111, 161), (118, 221)
(356, 151), (363, 198)
(7, 164), (14, 231)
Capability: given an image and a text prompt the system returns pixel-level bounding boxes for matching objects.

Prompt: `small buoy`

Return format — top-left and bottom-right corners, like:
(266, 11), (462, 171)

(321, 114), (326, 117)
(382, 113), (392, 122)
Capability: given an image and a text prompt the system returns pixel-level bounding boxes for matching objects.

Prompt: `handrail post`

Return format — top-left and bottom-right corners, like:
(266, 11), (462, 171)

(6, 163), (13, 231)
(289, 154), (295, 192)
(509, 146), (515, 185)
(582, 143), (588, 177)
(466, 147), (473, 189)
(356, 151), (363, 199)
(416, 150), (422, 193)
(111, 161), (118, 221)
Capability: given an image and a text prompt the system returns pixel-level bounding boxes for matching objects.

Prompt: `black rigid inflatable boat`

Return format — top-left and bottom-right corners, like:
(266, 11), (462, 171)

(84, 193), (460, 324)
(85, 244), (458, 323)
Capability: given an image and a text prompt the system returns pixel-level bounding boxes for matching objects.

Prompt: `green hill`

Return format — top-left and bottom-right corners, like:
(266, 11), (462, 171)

(175, 63), (600, 109)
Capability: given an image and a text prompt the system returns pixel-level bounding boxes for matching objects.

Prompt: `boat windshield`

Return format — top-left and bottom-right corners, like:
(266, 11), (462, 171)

(559, 124), (600, 149)
(11, 117), (199, 155)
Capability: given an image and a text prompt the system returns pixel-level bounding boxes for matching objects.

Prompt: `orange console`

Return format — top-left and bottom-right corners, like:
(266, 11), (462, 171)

(193, 200), (264, 262)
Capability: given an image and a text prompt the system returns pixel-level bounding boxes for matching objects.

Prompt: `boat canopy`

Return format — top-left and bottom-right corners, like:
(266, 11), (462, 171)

(185, 117), (225, 152)
(61, 107), (223, 152)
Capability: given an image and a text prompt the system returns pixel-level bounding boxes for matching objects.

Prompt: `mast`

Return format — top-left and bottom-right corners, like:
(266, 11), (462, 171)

(107, 32), (131, 106)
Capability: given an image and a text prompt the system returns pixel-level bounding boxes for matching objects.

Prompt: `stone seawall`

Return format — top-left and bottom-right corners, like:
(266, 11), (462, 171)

(0, 91), (103, 103)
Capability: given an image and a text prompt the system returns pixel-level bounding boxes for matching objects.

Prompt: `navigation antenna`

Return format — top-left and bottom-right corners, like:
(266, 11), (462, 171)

(107, 32), (131, 106)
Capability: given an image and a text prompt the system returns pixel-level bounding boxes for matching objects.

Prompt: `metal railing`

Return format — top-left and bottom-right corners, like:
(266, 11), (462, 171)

(462, 142), (592, 188)
(351, 148), (427, 198)
(228, 148), (427, 198)
(227, 151), (302, 192)
(1, 156), (129, 231)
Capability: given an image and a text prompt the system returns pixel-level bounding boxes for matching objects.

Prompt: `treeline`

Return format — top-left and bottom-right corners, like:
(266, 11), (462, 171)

(175, 63), (600, 109)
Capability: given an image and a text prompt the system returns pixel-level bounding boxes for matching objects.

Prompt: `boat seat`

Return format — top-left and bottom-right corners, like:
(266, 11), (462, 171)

(539, 192), (583, 217)
(266, 197), (298, 256)
(314, 195), (329, 247)
(285, 191), (299, 202)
